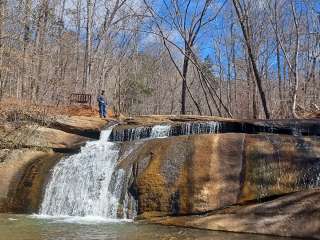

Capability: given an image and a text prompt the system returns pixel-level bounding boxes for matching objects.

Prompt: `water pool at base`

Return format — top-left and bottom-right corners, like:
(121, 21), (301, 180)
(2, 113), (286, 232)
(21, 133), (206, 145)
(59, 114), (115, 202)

(0, 214), (295, 240)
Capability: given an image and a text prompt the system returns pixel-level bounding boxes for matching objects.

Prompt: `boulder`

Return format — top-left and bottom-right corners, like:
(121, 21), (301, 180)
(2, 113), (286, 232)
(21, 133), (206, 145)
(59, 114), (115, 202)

(119, 133), (320, 216)
(147, 189), (320, 239)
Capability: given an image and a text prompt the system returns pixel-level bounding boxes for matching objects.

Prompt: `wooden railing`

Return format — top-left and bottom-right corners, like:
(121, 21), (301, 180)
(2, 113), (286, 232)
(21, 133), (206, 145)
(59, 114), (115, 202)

(70, 93), (92, 105)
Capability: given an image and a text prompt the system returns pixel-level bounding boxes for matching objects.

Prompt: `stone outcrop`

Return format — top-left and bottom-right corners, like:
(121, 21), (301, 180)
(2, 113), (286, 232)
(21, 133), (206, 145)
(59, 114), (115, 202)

(0, 115), (109, 212)
(52, 115), (109, 138)
(0, 115), (109, 151)
(121, 133), (320, 217)
(147, 189), (320, 239)
(2, 125), (90, 152)
(117, 131), (320, 238)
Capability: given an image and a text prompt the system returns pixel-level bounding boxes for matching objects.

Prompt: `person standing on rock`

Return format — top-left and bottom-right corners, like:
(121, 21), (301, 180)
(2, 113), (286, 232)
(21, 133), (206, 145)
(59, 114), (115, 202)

(97, 90), (107, 118)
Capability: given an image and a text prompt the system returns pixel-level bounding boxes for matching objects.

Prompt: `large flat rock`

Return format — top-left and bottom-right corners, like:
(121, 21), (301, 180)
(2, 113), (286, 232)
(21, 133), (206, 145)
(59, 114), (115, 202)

(147, 189), (320, 239)
(1, 125), (91, 151)
(52, 115), (109, 138)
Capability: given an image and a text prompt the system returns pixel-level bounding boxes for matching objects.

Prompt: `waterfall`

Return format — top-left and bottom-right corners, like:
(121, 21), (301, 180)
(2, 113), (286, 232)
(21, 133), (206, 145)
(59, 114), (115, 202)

(150, 125), (171, 138)
(181, 121), (220, 135)
(40, 127), (135, 219)
(109, 121), (221, 142)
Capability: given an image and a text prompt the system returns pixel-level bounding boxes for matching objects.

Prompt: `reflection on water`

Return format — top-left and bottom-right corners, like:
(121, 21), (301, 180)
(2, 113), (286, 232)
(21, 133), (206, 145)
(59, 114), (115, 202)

(0, 214), (294, 240)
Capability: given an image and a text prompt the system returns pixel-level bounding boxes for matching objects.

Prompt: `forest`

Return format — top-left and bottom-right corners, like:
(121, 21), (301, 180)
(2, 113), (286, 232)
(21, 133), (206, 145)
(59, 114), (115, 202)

(0, 0), (319, 119)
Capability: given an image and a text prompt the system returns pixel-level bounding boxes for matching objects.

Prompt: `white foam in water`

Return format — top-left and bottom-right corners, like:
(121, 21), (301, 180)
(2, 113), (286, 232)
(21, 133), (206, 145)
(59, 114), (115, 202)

(150, 125), (171, 138)
(182, 121), (220, 135)
(207, 121), (220, 133)
(39, 127), (134, 221)
(31, 214), (132, 224)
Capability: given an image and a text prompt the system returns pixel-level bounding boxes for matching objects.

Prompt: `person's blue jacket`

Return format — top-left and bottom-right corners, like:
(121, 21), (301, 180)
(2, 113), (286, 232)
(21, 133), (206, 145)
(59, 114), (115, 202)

(97, 95), (106, 106)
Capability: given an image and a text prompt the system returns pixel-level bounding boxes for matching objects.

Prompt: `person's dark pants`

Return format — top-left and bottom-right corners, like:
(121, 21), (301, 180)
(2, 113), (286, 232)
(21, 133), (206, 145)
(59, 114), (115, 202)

(99, 104), (106, 118)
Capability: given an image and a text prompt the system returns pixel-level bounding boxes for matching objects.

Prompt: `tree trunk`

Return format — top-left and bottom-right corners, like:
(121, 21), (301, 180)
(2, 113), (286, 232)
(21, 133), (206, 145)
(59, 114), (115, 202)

(181, 42), (191, 114)
(20, 0), (32, 100)
(75, 0), (81, 90)
(83, 0), (93, 92)
(290, 1), (300, 119)
(0, 0), (5, 100)
(232, 0), (271, 119)
(32, 0), (49, 102)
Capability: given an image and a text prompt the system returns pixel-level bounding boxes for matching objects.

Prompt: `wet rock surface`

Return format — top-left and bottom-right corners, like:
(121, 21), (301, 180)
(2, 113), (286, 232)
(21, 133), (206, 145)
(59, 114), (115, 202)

(116, 130), (320, 238)
(120, 133), (320, 216)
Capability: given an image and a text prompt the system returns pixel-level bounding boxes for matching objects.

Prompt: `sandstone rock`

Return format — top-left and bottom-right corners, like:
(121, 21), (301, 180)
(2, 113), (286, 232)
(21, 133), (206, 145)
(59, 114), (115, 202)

(2, 125), (91, 151)
(0, 149), (62, 212)
(146, 189), (320, 239)
(52, 115), (109, 138)
(119, 133), (320, 216)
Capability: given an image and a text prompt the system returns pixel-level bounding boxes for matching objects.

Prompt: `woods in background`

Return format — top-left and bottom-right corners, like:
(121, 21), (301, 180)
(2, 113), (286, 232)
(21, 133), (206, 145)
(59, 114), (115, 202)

(0, 0), (319, 119)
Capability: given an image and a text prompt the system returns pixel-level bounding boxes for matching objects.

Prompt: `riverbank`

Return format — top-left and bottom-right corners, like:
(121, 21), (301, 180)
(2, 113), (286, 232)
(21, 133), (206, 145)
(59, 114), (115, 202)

(0, 102), (319, 239)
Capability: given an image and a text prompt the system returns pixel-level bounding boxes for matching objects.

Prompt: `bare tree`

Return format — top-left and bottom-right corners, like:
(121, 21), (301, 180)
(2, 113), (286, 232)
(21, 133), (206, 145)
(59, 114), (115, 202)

(0, 0), (5, 100)
(143, 0), (226, 115)
(232, 0), (271, 119)
(82, 0), (93, 91)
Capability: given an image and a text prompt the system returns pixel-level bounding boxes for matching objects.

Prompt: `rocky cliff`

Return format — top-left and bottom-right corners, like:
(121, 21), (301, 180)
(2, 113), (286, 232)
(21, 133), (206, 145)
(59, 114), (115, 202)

(111, 117), (320, 239)
(119, 133), (320, 216)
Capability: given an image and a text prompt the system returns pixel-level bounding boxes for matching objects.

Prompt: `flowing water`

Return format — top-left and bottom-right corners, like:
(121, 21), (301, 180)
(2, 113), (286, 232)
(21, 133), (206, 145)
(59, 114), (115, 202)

(150, 125), (171, 138)
(40, 127), (135, 219)
(181, 121), (220, 135)
(40, 125), (175, 219)
(110, 121), (221, 141)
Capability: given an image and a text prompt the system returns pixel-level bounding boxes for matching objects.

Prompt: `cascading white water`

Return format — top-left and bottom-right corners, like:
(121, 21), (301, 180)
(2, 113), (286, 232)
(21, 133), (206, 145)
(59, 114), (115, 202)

(40, 128), (133, 219)
(39, 124), (172, 220)
(182, 121), (220, 135)
(150, 125), (171, 138)
(39, 123), (220, 220)
(110, 121), (222, 142)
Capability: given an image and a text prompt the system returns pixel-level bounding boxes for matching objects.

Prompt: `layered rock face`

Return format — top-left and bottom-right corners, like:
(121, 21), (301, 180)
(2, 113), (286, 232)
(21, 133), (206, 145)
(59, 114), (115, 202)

(122, 133), (320, 216)
(148, 189), (320, 239)
(118, 131), (320, 238)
